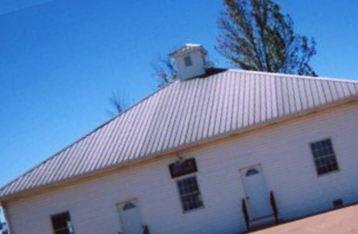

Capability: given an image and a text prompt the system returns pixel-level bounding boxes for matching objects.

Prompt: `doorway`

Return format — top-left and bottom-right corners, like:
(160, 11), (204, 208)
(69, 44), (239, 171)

(240, 165), (272, 220)
(117, 199), (142, 234)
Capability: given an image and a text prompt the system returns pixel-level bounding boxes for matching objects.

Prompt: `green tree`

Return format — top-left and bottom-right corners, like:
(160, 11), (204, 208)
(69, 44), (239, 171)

(217, 0), (317, 76)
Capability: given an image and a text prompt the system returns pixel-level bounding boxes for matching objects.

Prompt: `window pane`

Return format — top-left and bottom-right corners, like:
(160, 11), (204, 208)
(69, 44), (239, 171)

(176, 176), (203, 211)
(51, 211), (74, 234)
(246, 168), (259, 176)
(310, 139), (339, 175)
(51, 212), (70, 229)
(181, 193), (203, 211)
(122, 202), (136, 211)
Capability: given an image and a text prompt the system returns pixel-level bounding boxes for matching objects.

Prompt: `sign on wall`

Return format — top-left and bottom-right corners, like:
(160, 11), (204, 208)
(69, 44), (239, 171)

(169, 158), (197, 178)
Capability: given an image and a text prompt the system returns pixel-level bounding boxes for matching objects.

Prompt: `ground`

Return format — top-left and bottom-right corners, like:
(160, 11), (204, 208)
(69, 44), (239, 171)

(251, 205), (358, 234)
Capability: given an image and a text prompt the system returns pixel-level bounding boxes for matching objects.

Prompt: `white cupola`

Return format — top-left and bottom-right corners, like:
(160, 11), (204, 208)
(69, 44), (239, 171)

(170, 44), (208, 80)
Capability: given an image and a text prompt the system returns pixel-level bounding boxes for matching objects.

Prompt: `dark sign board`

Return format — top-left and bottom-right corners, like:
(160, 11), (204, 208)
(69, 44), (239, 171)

(169, 158), (197, 178)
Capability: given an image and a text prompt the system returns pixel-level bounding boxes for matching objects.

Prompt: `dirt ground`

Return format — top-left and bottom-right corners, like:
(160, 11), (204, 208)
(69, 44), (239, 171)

(251, 205), (358, 234)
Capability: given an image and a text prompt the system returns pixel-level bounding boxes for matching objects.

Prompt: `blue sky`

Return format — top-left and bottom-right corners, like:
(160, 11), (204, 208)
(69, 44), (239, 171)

(0, 0), (357, 191)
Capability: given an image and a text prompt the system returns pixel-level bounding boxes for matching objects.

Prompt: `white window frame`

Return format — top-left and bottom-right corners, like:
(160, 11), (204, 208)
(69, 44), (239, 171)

(310, 138), (339, 176)
(175, 174), (204, 213)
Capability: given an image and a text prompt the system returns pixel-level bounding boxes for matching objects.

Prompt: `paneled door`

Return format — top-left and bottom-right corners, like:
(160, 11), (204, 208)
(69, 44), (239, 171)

(240, 165), (272, 220)
(117, 199), (142, 234)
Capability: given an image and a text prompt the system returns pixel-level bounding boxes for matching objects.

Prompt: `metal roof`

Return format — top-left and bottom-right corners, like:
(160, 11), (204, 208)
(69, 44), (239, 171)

(1, 69), (357, 199)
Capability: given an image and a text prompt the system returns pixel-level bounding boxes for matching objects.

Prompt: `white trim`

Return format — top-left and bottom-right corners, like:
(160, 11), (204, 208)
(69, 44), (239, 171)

(174, 174), (205, 213)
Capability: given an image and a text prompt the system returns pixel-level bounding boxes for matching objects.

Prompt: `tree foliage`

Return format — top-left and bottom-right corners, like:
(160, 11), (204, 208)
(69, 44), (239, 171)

(217, 0), (317, 76)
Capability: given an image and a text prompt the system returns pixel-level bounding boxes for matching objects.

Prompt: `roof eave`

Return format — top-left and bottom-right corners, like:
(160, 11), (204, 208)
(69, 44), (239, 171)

(1, 97), (357, 203)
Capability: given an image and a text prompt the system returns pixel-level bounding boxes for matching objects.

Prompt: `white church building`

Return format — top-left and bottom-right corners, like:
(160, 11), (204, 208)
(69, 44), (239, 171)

(1, 44), (358, 234)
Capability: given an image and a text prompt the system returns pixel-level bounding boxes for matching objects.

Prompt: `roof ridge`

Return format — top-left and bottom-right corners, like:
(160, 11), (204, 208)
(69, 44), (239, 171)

(229, 69), (358, 83)
(0, 79), (178, 195)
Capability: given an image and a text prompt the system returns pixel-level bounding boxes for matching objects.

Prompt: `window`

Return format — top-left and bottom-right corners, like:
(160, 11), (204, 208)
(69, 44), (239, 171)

(177, 176), (203, 212)
(51, 211), (74, 234)
(245, 168), (259, 176)
(169, 158), (204, 212)
(184, 56), (192, 67)
(310, 138), (339, 175)
(122, 202), (136, 211)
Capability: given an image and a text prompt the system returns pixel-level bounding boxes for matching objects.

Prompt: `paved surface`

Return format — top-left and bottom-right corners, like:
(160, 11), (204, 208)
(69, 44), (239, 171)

(252, 205), (358, 234)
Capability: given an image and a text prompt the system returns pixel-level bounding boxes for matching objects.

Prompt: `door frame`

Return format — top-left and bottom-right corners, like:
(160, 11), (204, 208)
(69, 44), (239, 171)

(116, 198), (143, 234)
(239, 164), (272, 219)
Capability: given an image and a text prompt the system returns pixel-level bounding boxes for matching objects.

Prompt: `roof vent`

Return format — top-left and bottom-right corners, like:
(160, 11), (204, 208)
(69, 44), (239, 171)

(169, 44), (208, 80)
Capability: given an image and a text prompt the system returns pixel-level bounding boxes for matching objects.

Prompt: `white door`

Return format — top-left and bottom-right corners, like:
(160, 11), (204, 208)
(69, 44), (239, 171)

(117, 200), (142, 234)
(240, 165), (272, 220)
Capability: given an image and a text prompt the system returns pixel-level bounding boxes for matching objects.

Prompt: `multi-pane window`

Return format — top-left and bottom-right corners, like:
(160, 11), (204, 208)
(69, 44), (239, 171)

(51, 211), (74, 234)
(177, 176), (203, 212)
(310, 138), (339, 175)
(169, 158), (203, 212)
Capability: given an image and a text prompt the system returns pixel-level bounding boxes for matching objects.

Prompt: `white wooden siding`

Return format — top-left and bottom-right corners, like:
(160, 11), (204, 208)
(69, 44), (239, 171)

(6, 103), (358, 234)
